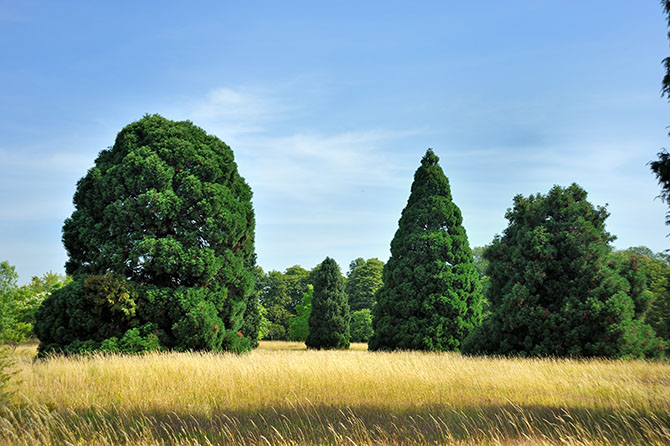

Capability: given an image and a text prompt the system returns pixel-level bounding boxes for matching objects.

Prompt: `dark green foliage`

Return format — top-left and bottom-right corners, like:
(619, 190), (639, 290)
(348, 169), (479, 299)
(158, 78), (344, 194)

(266, 323), (286, 341)
(652, 1), (670, 227)
(471, 246), (491, 313)
(288, 285), (313, 342)
(463, 184), (663, 358)
(241, 266), (270, 346)
(345, 258), (384, 312)
(242, 287), (262, 349)
(613, 247), (670, 342)
(0, 261), (22, 343)
(369, 149), (482, 352)
(650, 150), (670, 227)
(350, 309), (373, 342)
(306, 257), (350, 349)
(34, 115), (256, 354)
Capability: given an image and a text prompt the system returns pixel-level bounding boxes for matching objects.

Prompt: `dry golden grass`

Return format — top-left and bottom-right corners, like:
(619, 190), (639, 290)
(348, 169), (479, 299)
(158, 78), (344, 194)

(1, 341), (668, 445)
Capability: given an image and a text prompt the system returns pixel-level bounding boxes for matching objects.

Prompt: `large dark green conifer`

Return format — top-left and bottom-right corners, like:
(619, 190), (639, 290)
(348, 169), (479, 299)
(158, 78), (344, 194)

(305, 257), (350, 349)
(35, 114), (256, 354)
(369, 149), (482, 351)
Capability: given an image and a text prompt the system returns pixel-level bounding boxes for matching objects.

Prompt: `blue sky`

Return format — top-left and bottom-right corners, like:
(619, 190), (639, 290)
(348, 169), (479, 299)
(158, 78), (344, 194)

(1, 1), (669, 283)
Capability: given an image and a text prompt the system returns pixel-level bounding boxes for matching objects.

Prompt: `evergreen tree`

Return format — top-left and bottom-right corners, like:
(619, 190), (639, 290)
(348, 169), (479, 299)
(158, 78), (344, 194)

(305, 257), (350, 349)
(34, 114), (256, 354)
(463, 184), (663, 358)
(369, 149), (482, 351)
(345, 258), (384, 312)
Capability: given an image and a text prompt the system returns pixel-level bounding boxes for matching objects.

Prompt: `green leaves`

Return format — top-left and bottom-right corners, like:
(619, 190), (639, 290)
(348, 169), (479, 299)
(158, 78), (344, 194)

(345, 258), (384, 312)
(350, 309), (373, 342)
(369, 149), (482, 352)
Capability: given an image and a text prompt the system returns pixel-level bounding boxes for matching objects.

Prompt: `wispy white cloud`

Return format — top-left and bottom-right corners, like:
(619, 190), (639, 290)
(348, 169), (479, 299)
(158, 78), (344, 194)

(186, 86), (292, 138)
(169, 85), (424, 270)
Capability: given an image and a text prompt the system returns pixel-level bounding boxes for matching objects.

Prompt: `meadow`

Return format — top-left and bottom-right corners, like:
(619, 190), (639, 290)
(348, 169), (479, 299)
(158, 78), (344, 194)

(1, 341), (669, 445)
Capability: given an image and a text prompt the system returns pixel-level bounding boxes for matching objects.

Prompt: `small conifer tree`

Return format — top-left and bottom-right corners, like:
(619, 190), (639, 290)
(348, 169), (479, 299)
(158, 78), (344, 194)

(369, 149), (482, 351)
(305, 257), (350, 349)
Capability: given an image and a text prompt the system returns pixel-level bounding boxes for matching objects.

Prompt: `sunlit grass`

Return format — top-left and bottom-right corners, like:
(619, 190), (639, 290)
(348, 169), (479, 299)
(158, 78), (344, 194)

(1, 341), (668, 445)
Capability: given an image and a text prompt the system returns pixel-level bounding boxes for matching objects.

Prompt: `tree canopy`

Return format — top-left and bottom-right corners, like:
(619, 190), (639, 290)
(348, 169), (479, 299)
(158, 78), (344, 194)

(463, 184), (663, 358)
(369, 149), (482, 351)
(345, 258), (384, 312)
(288, 284), (313, 342)
(256, 265), (310, 340)
(34, 114), (257, 354)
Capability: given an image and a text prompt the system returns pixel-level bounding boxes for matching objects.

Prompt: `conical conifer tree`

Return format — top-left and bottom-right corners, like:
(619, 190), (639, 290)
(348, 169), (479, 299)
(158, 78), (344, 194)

(369, 149), (482, 351)
(305, 257), (350, 349)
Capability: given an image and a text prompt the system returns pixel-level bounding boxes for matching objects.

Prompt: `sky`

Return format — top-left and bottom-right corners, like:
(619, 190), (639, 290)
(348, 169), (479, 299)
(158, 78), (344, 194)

(1, 1), (669, 284)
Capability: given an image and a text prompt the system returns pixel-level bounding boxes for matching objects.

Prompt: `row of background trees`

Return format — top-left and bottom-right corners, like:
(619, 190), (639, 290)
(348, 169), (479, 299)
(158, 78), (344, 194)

(3, 240), (669, 350)
(254, 257), (383, 343)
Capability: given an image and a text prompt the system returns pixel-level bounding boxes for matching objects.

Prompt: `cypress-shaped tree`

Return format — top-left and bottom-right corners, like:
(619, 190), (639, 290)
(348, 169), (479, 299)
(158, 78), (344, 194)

(462, 184), (663, 358)
(369, 149), (482, 351)
(305, 257), (350, 349)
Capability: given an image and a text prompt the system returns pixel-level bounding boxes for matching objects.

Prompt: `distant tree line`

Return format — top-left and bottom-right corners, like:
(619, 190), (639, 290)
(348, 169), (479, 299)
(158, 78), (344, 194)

(0, 262), (69, 345)
(254, 256), (383, 344)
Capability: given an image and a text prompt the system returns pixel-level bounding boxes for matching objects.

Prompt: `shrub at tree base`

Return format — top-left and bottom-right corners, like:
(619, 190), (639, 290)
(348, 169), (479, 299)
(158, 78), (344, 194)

(34, 115), (257, 355)
(463, 184), (664, 358)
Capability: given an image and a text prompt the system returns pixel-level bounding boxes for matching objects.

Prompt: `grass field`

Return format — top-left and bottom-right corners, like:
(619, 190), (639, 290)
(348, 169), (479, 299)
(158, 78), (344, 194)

(1, 341), (669, 445)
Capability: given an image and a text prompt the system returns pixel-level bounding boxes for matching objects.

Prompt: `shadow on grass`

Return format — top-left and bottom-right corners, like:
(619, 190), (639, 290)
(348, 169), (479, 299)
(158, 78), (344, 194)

(4, 401), (669, 445)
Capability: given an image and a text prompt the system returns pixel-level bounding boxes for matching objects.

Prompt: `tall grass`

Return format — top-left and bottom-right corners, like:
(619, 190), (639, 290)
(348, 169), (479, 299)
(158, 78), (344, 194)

(1, 341), (668, 445)
(0, 347), (16, 405)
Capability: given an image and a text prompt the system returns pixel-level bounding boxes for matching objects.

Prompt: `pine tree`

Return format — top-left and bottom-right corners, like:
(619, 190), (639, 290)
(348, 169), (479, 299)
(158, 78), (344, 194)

(462, 184), (663, 358)
(305, 257), (350, 349)
(369, 149), (482, 351)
